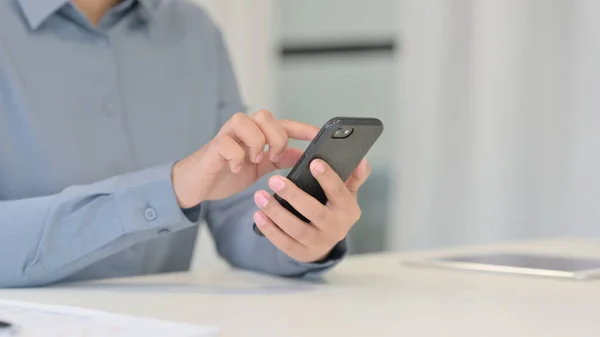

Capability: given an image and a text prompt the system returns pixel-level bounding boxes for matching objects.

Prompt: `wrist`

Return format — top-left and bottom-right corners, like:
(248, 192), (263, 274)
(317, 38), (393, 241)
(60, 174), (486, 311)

(171, 160), (203, 208)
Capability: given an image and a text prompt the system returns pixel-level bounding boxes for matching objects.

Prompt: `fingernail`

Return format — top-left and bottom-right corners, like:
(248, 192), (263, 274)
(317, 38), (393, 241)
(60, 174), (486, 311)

(254, 192), (269, 208)
(254, 212), (267, 227)
(311, 160), (326, 175)
(272, 153), (282, 163)
(255, 152), (264, 163)
(269, 176), (285, 192)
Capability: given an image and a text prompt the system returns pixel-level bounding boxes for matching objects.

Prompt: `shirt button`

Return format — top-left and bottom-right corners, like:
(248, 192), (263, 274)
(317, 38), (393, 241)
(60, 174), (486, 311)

(144, 208), (157, 221)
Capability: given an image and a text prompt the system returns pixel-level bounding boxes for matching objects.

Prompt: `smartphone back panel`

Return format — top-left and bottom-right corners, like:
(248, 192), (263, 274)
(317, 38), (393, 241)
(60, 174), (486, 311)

(275, 117), (383, 223)
(254, 117), (383, 235)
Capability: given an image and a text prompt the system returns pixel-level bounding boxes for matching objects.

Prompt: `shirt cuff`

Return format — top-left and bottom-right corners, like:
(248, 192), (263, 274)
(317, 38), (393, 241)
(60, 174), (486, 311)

(182, 204), (202, 223)
(113, 162), (195, 235)
(281, 239), (348, 279)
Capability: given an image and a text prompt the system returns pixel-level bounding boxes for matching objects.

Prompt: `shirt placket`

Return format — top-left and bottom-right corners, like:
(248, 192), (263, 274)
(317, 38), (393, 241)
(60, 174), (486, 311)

(95, 30), (138, 176)
(94, 26), (147, 274)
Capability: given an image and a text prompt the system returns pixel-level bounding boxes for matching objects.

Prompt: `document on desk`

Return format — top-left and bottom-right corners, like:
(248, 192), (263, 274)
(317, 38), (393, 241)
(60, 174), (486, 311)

(0, 299), (218, 337)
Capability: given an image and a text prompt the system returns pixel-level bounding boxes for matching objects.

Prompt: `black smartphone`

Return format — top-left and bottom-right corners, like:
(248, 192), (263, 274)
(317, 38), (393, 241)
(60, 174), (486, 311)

(253, 117), (384, 236)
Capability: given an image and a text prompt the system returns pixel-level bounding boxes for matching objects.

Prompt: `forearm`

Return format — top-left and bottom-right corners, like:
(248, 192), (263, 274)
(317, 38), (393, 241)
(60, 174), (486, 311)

(0, 163), (195, 288)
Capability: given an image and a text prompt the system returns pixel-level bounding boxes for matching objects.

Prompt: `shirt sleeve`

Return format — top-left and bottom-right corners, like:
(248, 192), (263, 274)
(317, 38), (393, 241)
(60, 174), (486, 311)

(204, 27), (347, 278)
(0, 163), (196, 288)
(182, 204), (202, 223)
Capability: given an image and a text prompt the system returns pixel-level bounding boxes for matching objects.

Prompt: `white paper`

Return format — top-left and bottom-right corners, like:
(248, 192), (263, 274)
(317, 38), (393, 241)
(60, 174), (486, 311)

(0, 299), (219, 337)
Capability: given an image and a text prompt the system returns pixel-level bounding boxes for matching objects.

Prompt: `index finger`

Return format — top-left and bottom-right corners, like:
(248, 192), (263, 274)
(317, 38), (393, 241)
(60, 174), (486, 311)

(279, 119), (320, 141)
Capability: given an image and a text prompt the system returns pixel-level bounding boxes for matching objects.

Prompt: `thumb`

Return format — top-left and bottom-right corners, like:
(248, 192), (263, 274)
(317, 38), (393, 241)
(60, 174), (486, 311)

(256, 147), (304, 177)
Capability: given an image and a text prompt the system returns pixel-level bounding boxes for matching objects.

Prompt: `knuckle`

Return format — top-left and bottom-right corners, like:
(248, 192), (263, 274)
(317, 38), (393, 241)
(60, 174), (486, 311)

(231, 112), (246, 125)
(214, 135), (229, 148)
(332, 181), (346, 197)
(262, 109), (274, 118)
(254, 109), (273, 121)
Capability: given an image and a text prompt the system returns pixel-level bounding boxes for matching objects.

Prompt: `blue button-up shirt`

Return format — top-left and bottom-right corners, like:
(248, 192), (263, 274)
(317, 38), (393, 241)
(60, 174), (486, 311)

(0, 0), (345, 287)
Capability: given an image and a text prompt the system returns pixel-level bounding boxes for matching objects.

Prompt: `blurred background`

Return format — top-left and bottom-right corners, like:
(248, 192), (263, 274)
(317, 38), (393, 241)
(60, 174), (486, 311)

(192, 0), (600, 264)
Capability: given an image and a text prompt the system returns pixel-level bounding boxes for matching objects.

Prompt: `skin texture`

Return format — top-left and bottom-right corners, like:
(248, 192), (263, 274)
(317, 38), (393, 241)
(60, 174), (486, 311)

(72, 0), (121, 25)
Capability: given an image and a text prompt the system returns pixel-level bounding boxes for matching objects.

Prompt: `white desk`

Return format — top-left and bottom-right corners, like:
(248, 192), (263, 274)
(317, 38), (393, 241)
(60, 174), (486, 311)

(2, 238), (600, 337)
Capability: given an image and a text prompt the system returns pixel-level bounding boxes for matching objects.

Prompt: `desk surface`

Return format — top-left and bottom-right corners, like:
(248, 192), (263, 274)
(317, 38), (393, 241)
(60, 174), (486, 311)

(2, 238), (600, 337)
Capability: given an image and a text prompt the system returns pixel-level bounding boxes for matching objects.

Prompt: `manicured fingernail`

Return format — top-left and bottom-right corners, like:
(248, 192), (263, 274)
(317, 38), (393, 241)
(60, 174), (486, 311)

(254, 191), (269, 208)
(310, 160), (326, 175)
(269, 176), (285, 192)
(254, 212), (268, 227)
(272, 153), (283, 163)
(255, 152), (264, 163)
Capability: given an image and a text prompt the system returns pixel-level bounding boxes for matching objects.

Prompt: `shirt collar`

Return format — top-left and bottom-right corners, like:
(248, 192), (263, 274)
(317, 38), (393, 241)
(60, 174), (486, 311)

(138, 0), (162, 13)
(17, 0), (68, 30)
(17, 0), (163, 30)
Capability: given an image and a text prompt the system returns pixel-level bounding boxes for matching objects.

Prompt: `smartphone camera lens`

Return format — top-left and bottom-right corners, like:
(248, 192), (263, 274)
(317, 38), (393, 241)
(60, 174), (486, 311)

(331, 127), (354, 139)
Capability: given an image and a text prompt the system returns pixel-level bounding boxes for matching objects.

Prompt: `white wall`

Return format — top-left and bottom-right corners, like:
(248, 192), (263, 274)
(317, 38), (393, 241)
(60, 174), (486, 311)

(192, 0), (277, 112)
(279, 0), (397, 42)
(391, 0), (600, 251)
